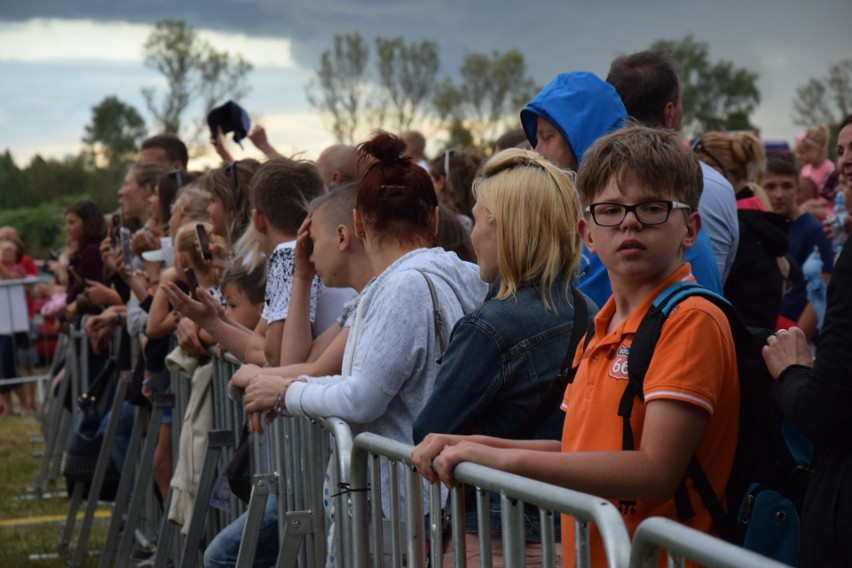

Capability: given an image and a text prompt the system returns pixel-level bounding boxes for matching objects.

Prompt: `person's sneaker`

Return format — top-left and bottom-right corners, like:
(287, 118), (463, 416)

(127, 547), (155, 566)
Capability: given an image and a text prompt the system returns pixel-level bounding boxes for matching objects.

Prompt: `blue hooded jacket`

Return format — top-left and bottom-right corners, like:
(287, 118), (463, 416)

(521, 71), (721, 306)
(521, 71), (626, 165)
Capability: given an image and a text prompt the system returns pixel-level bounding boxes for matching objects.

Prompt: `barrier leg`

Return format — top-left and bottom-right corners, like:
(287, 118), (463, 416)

(500, 494), (524, 568)
(176, 429), (233, 568)
(32, 366), (71, 495)
(58, 481), (85, 553)
(151, 488), (176, 568)
(100, 404), (150, 568)
(114, 396), (168, 565)
(68, 371), (133, 568)
(235, 473), (277, 568)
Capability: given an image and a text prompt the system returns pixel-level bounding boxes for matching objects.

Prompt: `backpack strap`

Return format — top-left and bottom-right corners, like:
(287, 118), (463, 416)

(620, 281), (728, 513)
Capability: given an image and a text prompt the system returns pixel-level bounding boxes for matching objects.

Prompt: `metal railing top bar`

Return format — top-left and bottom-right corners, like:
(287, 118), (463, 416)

(315, 416), (355, 484)
(629, 517), (791, 568)
(351, 432), (633, 568)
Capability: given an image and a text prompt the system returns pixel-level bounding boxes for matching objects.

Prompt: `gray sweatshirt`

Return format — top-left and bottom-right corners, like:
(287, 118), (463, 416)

(286, 247), (487, 444)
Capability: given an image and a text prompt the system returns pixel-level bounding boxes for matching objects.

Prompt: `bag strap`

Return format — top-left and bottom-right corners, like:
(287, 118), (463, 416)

(417, 271), (448, 358)
(516, 285), (589, 439)
(556, 285), (589, 385)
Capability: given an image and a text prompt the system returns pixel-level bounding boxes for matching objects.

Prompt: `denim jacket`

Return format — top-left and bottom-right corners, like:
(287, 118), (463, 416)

(413, 274), (596, 541)
(413, 273), (596, 443)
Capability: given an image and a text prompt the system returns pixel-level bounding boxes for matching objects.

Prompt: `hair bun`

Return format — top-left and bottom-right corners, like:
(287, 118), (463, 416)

(358, 131), (410, 166)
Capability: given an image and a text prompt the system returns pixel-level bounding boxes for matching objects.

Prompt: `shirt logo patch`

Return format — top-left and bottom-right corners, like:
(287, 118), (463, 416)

(608, 345), (630, 381)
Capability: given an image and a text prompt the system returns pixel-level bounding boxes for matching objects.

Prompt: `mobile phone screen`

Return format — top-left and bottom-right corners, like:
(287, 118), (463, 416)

(110, 214), (121, 246)
(195, 224), (212, 262)
(184, 267), (200, 299)
(120, 228), (133, 270)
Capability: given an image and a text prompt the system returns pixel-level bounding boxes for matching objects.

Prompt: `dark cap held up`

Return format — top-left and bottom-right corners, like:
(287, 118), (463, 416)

(207, 100), (251, 147)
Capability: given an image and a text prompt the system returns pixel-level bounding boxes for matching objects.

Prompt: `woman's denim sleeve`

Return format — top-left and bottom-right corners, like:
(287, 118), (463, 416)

(413, 316), (503, 443)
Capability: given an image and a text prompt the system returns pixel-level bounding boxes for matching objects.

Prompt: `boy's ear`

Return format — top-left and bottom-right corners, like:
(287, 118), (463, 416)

(338, 225), (353, 251)
(578, 216), (596, 253)
(429, 206), (440, 238)
(681, 211), (702, 250)
(252, 209), (267, 233)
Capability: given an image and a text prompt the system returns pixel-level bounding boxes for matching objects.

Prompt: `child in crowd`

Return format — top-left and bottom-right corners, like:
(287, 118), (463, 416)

(220, 261), (265, 334)
(795, 125), (835, 214)
(761, 153), (833, 338)
(229, 183), (374, 429)
(414, 126), (740, 567)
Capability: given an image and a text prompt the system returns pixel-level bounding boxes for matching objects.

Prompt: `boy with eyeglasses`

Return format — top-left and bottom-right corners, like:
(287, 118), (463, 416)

(417, 126), (739, 567)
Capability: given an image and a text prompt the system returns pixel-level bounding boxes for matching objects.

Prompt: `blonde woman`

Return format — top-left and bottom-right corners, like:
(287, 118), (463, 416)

(413, 148), (595, 565)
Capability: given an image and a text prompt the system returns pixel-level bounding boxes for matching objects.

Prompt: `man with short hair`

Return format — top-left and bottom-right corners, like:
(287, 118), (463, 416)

(140, 133), (189, 170)
(316, 144), (357, 188)
(401, 129), (429, 170)
(607, 50), (739, 285)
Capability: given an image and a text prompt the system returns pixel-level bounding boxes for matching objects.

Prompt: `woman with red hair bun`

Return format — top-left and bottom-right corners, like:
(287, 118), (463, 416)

(268, 131), (487, 515)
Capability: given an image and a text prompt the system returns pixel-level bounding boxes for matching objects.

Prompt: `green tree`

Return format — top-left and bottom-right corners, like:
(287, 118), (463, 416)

(792, 59), (852, 156)
(374, 37), (440, 132)
(651, 35), (760, 135)
(434, 49), (537, 148)
(142, 19), (252, 139)
(0, 151), (27, 210)
(82, 96), (147, 169)
(305, 33), (371, 144)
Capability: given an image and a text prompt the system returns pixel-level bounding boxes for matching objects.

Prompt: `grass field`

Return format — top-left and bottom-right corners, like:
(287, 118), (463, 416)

(0, 412), (111, 567)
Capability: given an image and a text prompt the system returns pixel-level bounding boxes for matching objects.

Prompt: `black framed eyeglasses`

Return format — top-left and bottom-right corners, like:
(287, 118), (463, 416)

(584, 200), (692, 227)
(224, 161), (239, 194)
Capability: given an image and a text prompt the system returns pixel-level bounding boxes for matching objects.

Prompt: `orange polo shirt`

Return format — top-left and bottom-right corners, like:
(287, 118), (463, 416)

(560, 263), (739, 567)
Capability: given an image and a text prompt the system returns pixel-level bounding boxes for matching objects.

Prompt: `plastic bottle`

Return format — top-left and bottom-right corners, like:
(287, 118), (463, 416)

(827, 192), (847, 255)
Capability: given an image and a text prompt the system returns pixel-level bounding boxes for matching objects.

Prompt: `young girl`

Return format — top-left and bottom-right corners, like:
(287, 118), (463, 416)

(145, 222), (221, 502)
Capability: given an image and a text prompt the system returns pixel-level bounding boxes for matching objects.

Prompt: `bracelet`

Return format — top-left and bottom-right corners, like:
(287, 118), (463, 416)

(273, 389), (287, 415)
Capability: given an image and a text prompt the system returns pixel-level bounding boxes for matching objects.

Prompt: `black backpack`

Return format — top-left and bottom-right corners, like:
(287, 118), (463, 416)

(614, 281), (812, 563)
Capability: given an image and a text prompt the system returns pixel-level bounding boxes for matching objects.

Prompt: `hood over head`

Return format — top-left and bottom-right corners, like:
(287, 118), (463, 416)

(521, 71), (627, 165)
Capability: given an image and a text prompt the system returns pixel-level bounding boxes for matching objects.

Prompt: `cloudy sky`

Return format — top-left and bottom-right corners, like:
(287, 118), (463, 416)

(0, 0), (848, 168)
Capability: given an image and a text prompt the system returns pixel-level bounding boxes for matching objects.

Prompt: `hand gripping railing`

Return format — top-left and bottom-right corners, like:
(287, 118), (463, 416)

(350, 433), (633, 568)
(629, 517), (791, 568)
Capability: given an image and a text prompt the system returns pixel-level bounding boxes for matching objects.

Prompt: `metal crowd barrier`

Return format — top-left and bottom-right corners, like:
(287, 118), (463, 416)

(76, 339), (798, 568)
(629, 517), (791, 568)
(350, 432), (633, 568)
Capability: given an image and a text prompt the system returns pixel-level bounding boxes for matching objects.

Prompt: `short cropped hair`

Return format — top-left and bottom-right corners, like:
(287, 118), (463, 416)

(310, 182), (358, 230)
(607, 50), (680, 127)
(473, 148), (582, 308)
(577, 126), (703, 211)
(250, 157), (326, 235)
(401, 130), (426, 158)
(141, 134), (189, 169)
(764, 152), (800, 179)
